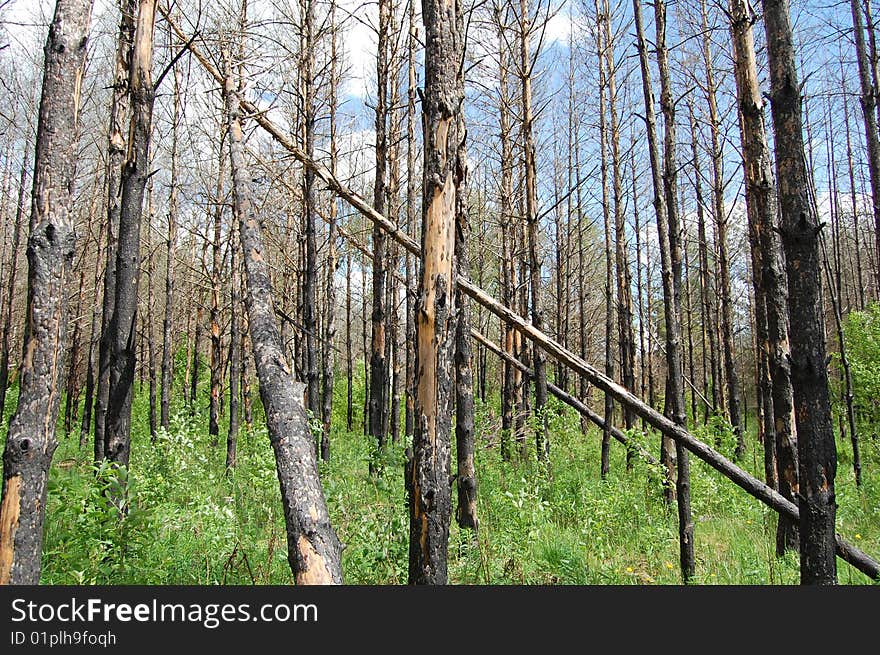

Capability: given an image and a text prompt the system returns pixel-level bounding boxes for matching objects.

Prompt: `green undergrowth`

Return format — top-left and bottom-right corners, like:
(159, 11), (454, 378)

(14, 368), (879, 585)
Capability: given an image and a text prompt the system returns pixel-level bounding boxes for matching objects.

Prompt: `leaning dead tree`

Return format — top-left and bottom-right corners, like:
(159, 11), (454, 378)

(223, 55), (342, 585)
(0, 0), (95, 585)
(166, 12), (880, 583)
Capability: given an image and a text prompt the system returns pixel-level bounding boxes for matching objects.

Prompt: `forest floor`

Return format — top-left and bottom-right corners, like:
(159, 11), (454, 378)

(24, 367), (880, 585)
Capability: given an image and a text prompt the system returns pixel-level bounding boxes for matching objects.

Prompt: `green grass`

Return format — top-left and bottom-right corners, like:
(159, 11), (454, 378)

(11, 367), (879, 585)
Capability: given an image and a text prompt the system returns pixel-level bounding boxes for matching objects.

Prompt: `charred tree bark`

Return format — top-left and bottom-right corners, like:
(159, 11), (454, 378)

(408, 0), (463, 584)
(320, 4), (339, 461)
(850, 0), (880, 295)
(208, 137), (226, 443)
(404, 0), (418, 442)
(728, 0), (798, 553)
(496, 5), (515, 462)
(369, 0), (391, 472)
(761, 0), (838, 584)
(224, 64), (342, 584)
(160, 32), (180, 431)
(454, 113), (477, 532)
(0, 0), (94, 585)
(95, 0), (137, 465)
(0, 142), (28, 420)
(701, 0), (743, 456)
(519, 0), (548, 461)
(595, 2), (615, 479)
(104, 0), (157, 470)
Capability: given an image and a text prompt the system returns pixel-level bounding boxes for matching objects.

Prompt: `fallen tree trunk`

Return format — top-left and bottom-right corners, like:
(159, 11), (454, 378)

(164, 12), (879, 581)
(470, 330), (657, 467)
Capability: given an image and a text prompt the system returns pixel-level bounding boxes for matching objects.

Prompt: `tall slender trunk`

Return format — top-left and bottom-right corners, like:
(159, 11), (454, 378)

(595, 1), (614, 479)
(519, 0), (548, 461)
(729, 0), (798, 555)
(80, 188), (107, 448)
(0, 0), (94, 585)
(761, 0), (838, 585)
(105, 0), (157, 470)
(321, 0), (339, 460)
(95, 0), (137, 465)
(701, 0), (743, 455)
(301, 0), (320, 422)
(634, 0), (694, 581)
(850, 0), (880, 294)
(209, 134), (226, 442)
(455, 123), (477, 531)
(0, 142), (29, 420)
(408, 0), (463, 584)
(602, 0), (635, 438)
(160, 25), (180, 431)
(345, 254), (353, 432)
(496, 6), (515, 461)
(404, 0), (418, 441)
(369, 0), (390, 471)
(227, 209), (240, 472)
(145, 191), (157, 441)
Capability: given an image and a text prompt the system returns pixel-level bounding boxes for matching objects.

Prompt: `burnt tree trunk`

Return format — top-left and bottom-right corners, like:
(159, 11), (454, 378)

(454, 113), (477, 532)
(761, 0), (838, 585)
(0, 0), (94, 585)
(701, 0), (743, 456)
(224, 63), (342, 584)
(408, 0), (463, 584)
(369, 0), (390, 472)
(728, 0), (798, 553)
(104, 0), (157, 470)
(0, 142), (28, 420)
(95, 0), (137, 465)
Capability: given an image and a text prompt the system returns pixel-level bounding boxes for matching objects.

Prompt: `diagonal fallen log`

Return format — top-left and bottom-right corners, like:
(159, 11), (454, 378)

(335, 218), (656, 466)
(162, 10), (879, 581)
(470, 329), (657, 466)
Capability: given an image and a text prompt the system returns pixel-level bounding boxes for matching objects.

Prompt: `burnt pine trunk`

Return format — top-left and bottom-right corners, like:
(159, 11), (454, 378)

(0, 0), (94, 585)
(701, 0), (743, 456)
(227, 213), (240, 472)
(104, 0), (157, 470)
(224, 63), (342, 584)
(454, 111), (477, 532)
(595, 2), (615, 479)
(80, 189), (107, 447)
(761, 0), (838, 585)
(208, 133), (227, 442)
(633, 0), (677, 499)
(495, 5), (515, 462)
(95, 0), (137, 465)
(408, 0), (463, 584)
(301, 0), (320, 422)
(369, 0), (390, 472)
(633, 0), (694, 581)
(160, 44), (180, 431)
(602, 0), (636, 439)
(520, 0), (549, 461)
(321, 3), (339, 461)
(850, 0), (880, 294)
(728, 0), (798, 554)
(0, 141), (29, 419)
(404, 0), (418, 442)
